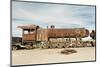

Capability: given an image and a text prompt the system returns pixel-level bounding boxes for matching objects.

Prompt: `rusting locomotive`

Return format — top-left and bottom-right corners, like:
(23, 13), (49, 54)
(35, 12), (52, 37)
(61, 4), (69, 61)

(11, 24), (91, 49)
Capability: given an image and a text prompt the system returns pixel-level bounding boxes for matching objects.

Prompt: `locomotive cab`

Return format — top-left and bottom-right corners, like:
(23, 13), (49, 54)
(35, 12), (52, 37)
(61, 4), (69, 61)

(17, 25), (39, 49)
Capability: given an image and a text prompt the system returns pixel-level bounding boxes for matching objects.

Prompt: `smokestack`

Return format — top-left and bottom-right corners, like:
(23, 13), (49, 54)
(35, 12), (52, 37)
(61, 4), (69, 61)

(47, 26), (48, 29)
(50, 25), (55, 29)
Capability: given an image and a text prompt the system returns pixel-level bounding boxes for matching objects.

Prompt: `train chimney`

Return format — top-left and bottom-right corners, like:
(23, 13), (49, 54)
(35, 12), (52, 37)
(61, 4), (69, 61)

(47, 26), (48, 29)
(50, 25), (55, 29)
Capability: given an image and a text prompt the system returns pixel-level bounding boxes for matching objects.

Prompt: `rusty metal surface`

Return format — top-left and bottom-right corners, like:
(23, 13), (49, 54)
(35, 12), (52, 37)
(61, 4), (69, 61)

(17, 25), (37, 29)
(23, 34), (35, 41)
(47, 28), (89, 38)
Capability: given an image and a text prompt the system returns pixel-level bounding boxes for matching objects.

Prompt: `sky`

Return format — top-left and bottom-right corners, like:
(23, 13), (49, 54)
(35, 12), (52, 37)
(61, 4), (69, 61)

(12, 1), (96, 37)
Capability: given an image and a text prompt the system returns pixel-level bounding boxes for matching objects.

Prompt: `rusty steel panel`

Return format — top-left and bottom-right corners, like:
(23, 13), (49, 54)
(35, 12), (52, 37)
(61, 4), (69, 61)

(17, 25), (37, 29)
(23, 34), (35, 41)
(47, 28), (89, 38)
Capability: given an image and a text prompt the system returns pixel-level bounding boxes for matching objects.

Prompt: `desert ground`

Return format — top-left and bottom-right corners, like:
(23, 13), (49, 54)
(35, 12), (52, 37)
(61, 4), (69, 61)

(12, 47), (95, 66)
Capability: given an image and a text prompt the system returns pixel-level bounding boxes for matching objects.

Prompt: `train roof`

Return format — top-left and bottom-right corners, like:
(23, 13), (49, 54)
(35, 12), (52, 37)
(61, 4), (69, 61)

(17, 25), (87, 30)
(17, 25), (37, 29)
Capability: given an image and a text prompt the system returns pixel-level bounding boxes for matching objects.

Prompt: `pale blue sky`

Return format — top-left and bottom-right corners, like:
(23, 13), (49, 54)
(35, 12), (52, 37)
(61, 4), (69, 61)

(12, 1), (95, 37)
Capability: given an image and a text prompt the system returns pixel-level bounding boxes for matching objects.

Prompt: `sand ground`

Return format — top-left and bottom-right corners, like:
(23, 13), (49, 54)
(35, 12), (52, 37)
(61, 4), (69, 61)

(12, 47), (95, 66)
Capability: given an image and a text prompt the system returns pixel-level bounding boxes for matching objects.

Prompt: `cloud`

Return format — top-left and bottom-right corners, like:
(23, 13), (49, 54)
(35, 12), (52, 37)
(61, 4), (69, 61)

(12, 1), (95, 37)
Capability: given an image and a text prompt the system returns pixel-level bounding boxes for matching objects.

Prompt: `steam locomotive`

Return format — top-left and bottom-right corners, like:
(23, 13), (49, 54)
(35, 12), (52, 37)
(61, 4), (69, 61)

(12, 25), (95, 50)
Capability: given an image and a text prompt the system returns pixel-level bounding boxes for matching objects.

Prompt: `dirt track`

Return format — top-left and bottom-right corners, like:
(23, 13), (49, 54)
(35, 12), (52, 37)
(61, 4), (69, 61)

(12, 47), (95, 66)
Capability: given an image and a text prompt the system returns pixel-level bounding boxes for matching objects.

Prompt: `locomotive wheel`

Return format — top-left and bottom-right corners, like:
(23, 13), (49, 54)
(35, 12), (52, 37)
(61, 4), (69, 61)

(91, 41), (95, 47)
(55, 46), (58, 48)
(82, 44), (85, 47)
(47, 46), (50, 48)
(40, 45), (46, 48)
(26, 45), (33, 49)
(41, 46), (44, 48)
(62, 46), (65, 48)
(12, 46), (18, 50)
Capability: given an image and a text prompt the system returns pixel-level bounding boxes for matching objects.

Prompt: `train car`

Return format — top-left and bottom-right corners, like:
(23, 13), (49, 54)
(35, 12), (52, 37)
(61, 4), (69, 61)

(17, 25), (90, 49)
